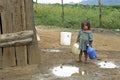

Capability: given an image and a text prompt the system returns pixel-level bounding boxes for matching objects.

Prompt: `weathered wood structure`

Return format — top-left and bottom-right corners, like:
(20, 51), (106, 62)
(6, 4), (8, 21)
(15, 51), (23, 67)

(0, 0), (40, 68)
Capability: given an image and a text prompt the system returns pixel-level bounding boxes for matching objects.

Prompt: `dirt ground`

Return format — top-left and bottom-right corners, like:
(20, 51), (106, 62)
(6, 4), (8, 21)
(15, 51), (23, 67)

(0, 25), (120, 80)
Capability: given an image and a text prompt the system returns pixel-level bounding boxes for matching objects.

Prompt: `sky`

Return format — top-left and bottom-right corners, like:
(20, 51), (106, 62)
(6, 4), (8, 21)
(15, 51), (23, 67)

(33, 0), (84, 4)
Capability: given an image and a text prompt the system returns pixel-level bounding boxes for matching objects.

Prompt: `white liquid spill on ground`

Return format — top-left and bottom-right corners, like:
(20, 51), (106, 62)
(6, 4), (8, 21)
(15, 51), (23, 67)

(41, 49), (62, 52)
(51, 65), (79, 77)
(98, 61), (118, 68)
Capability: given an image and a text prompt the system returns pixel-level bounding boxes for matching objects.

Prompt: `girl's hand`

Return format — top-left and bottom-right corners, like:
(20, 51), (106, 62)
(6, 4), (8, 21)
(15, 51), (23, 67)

(76, 39), (79, 43)
(89, 41), (93, 47)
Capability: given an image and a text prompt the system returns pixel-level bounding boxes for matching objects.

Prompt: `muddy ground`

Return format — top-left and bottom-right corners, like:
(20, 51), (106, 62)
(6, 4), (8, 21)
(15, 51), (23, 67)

(0, 26), (120, 80)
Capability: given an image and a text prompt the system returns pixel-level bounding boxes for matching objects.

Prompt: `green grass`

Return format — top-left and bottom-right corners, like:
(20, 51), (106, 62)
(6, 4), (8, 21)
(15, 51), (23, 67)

(34, 4), (120, 29)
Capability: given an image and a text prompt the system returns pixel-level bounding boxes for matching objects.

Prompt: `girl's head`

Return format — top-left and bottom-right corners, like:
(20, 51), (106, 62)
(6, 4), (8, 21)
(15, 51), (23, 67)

(81, 20), (91, 30)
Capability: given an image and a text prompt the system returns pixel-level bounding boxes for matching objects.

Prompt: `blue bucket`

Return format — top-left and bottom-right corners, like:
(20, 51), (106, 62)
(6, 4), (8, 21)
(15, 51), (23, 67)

(86, 44), (97, 59)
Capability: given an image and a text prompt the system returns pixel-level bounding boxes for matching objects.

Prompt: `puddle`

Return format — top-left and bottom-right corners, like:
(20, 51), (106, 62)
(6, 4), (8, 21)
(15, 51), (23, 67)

(97, 61), (118, 68)
(51, 65), (79, 77)
(41, 49), (62, 52)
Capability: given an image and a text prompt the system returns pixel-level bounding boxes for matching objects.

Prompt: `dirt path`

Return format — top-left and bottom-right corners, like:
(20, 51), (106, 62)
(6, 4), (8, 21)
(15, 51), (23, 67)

(1, 26), (120, 80)
(37, 26), (120, 51)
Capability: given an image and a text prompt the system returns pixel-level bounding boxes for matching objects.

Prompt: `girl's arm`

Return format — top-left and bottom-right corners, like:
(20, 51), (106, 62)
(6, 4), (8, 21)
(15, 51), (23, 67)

(76, 35), (79, 42)
(89, 41), (93, 47)
(89, 32), (93, 47)
(76, 30), (81, 42)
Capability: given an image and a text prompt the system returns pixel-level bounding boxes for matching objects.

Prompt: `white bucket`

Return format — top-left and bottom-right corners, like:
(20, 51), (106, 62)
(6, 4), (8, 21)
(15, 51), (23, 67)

(72, 43), (80, 55)
(60, 32), (72, 45)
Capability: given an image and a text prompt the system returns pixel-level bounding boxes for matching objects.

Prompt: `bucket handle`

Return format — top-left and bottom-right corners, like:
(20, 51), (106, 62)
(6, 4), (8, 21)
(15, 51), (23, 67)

(67, 35), (70, 38)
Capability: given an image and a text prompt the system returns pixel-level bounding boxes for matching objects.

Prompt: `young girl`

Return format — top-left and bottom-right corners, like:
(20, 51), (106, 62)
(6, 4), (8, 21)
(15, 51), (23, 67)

(76, 20), (93, 63)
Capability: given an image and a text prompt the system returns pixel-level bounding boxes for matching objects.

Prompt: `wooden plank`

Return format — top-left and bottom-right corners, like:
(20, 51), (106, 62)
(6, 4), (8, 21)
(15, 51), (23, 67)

(0, 13), (3, 69)
(3, 47), (16, 67)
(25, 0), (40, 64)
(0, 49), (2, 69)
(0, 0), (4, 13)
(21, 0), (26, 30)
(15, 46), (27, 66)
(12, 0), (27, 66)
(1, 0), (16, 67)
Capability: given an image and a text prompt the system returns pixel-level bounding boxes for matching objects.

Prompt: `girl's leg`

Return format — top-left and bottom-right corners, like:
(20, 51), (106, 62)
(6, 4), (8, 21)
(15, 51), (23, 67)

(84, 50), (88, 63)
(79, 50), (83, 62)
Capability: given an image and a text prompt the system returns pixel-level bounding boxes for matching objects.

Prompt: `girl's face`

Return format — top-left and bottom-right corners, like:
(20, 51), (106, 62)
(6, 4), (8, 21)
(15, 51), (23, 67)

(83, 25), (88, 30)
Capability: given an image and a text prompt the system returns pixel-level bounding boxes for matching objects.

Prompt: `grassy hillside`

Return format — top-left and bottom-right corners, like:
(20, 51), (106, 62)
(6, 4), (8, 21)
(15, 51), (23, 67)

(34, 4), (120, 29)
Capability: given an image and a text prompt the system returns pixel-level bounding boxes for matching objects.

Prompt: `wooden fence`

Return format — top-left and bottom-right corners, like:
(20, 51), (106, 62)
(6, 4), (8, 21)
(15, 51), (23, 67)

(0, 0), (40, 68)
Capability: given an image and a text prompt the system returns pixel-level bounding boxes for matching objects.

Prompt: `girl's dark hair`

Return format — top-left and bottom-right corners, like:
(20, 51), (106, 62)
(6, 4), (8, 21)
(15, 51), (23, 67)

(81, 20), (91, 30)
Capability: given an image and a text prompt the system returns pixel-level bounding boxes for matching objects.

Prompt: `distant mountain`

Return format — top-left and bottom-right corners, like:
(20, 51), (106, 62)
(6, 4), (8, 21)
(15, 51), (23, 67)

(68, 2), (76, 5)
(80, 0), (120, 5)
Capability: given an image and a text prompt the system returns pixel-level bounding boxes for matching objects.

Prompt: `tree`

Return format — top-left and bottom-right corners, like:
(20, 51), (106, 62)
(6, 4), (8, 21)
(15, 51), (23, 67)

(36, 0), (38, 4)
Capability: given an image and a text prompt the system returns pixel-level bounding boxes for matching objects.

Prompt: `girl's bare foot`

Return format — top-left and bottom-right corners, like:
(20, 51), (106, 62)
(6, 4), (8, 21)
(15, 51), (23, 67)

(84, 61), (88, 64)
(77, 60), (82, 63)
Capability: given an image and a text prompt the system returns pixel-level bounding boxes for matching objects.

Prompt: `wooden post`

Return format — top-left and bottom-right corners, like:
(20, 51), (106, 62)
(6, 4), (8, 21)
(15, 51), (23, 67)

(25, 0), (40, 64)
(61, 0), (64, 23)
(0, 30), (33, 47)
(12, 0), (27, 66)
(1, 0), (16, 67)
(98, 0), (102, 27)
